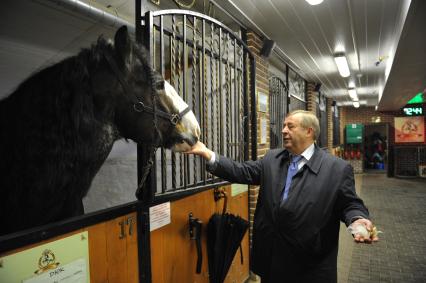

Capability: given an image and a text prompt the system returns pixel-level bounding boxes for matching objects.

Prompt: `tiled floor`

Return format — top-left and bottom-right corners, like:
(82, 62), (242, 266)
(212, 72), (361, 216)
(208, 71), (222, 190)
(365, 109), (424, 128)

(338, 174), (426, 283)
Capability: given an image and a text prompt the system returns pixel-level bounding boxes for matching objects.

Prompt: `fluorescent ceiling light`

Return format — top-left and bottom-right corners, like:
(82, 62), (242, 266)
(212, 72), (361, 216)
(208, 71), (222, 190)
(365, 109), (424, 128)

(353, 101), (360, 108)
(348, 88), (358, 101)
(306, 0), (324, 5)
(334, 53), (350, 77)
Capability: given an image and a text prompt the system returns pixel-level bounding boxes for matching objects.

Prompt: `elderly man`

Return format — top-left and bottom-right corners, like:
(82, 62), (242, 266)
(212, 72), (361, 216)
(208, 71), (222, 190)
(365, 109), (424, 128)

(186, 110), (378, 283)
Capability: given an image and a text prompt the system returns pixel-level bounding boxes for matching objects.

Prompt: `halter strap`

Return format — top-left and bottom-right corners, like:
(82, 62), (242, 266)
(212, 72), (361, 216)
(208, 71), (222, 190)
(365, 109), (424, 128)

(103, 52), (190, 126)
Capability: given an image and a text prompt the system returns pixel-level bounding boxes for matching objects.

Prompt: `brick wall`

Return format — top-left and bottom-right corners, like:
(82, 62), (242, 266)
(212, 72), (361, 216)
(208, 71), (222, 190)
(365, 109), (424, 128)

(339, 105), (426, 176)
(339, 106), (397, 145)
(306, 82), (317, 116)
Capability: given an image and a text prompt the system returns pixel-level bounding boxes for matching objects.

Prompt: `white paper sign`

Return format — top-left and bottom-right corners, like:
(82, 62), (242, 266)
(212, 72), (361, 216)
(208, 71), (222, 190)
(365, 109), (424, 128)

(231, 184), (248, 196)
(260, 117), (267, 144)
(149, 202), (171, 231)
(23, 258), (87, 283)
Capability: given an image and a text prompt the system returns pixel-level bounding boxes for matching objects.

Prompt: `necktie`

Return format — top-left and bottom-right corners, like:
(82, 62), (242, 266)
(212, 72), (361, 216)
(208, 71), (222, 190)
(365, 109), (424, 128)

(282, 155), (302, 201)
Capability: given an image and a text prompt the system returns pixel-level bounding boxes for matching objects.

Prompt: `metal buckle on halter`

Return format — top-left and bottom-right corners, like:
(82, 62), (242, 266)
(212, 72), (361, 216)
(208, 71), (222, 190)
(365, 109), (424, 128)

(133, 101), (145, 112)
(170, 114), (180, 125)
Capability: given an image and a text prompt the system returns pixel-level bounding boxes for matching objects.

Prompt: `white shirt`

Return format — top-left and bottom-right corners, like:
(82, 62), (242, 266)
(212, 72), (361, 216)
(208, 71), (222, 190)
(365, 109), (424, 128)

(294, 142), (315, 170)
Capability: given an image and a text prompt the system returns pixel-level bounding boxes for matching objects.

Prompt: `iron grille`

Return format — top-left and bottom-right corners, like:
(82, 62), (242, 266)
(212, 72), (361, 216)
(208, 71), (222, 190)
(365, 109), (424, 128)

(288, 68), (306, 112)
(139, 10), (255, 201)
(269, 76), (287, 149)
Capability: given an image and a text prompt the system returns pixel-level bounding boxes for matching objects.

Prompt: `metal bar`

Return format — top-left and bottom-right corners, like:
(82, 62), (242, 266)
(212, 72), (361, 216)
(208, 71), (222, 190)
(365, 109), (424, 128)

(201, 19), (207, 185)
(250, 53), (257, 161)
(210, 23), (216, 156)
(192, 16), (197, 186)
(233, 39), (238, 160)
(242, 48), (249, 160)
(160, 15), (167, 194)
(183, 14), (188, 189)
(219, 27), (223, 155)
(136, 4), (150, 283)
(171, 14), (177, 191)
(225, 33), (230, 157)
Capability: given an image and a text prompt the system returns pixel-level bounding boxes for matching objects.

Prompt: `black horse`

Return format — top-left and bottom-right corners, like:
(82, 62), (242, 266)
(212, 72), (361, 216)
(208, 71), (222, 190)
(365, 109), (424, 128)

(0, 26), (200, 236)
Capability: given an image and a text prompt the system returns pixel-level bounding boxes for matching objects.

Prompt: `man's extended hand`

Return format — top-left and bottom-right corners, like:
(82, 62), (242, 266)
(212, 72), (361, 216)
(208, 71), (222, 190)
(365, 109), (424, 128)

(184, 141), (214, 161)
(351, 218), (379, 243)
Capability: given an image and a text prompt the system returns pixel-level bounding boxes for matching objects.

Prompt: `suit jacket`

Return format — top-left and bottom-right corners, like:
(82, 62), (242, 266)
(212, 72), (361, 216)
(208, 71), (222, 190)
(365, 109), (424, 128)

(208, 145), (369, 283)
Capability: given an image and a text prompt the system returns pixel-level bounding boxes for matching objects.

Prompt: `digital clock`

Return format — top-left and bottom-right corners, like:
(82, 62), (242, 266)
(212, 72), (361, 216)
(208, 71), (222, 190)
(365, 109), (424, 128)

(402, 106), (423, 116)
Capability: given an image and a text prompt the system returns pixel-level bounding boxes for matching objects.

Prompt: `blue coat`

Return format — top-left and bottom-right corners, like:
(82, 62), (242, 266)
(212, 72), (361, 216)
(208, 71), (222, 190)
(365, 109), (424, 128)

(208, 145), (369, 283)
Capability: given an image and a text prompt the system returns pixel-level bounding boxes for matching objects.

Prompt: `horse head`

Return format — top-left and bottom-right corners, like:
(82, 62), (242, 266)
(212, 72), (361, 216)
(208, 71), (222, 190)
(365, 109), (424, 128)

(95, 26), (200, 152)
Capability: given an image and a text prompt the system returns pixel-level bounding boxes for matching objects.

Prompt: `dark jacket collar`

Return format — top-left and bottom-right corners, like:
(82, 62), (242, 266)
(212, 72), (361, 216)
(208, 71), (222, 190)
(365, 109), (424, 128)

(276, 144), (324, 175)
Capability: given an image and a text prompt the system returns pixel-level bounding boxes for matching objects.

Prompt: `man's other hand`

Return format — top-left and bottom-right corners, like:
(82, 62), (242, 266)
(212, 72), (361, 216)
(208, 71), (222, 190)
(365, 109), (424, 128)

(351, 218), (380, 243)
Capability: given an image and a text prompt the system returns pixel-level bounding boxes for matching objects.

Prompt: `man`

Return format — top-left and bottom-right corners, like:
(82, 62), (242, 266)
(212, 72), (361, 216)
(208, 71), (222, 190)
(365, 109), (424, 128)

(186, 110), (378, 283)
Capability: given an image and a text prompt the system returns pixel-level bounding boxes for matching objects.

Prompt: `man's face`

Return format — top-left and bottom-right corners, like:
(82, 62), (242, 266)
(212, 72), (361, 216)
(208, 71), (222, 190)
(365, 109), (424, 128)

(282, 114), (311, 154)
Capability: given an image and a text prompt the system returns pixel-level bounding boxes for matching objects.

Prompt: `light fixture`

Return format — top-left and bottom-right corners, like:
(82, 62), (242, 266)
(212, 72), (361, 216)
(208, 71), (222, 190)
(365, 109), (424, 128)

(306, 0), (324, 5)
(334, 53), (350, 77)
(353, 101), (360, 108)
(348, 88), (358, 101)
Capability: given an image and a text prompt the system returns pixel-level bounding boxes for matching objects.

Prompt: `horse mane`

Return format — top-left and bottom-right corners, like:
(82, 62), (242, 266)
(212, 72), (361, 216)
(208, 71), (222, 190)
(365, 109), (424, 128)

(0, 27), (175, 235)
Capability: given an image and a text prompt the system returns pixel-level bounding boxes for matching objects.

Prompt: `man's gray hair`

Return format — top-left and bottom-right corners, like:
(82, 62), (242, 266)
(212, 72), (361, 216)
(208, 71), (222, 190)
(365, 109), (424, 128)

(287, 110), (320, 140)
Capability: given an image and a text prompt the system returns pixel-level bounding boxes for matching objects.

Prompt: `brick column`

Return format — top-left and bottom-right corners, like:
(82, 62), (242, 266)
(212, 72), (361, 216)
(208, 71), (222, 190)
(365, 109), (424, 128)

(246, 31), (270, 260)
(306, 82), (317, 116)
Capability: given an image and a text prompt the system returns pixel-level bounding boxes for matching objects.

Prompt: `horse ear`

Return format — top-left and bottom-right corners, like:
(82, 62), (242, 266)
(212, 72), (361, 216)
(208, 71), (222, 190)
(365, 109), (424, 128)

(114, 26), (131, 64)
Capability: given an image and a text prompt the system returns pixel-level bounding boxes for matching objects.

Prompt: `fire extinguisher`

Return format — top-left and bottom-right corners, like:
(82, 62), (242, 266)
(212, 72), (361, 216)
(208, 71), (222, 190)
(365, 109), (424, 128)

(344, 150), (350, 160)
(356, 149), (361, 160)
(350, 149), (355, 159)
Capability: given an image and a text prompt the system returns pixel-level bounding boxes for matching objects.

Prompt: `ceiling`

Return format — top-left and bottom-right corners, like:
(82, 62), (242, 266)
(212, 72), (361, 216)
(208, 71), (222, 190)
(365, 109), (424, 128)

(1, 0), (424, 110)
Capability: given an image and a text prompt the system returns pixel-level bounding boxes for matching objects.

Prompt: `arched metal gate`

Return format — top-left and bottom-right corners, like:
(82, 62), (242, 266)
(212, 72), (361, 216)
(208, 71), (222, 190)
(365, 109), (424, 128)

(269, 76), (287, 149)
(138, 9), (256, 200)
(136, 8), (256, 282)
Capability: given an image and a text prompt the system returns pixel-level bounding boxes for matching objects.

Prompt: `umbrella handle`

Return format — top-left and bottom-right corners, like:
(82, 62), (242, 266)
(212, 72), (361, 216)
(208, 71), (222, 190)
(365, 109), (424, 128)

(189, 213), (203, 274)
(213, 188), (228, 214)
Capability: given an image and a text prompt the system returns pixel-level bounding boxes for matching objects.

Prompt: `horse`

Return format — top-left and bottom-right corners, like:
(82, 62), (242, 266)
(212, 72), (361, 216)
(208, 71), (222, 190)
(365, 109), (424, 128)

(0, 26), (200, 236)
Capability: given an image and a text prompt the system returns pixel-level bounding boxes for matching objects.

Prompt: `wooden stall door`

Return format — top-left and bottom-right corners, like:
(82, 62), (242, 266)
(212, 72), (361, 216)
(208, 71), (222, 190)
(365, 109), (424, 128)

(150, 187), (249, 283)
(90, 212), (139, 283)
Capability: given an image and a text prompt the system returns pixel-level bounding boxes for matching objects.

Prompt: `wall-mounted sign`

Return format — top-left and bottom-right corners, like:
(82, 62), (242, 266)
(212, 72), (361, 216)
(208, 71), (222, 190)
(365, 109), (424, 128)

(345, 124), (363, 144)
(149, 202), (171, 231)
(231, 184), (248, 196)
(260, 117), (268, 144)
(402, 105), (423, 116)
(257, 92), (268, 113)
(395, 116), (425, 143)
(0, 232), (90, 283)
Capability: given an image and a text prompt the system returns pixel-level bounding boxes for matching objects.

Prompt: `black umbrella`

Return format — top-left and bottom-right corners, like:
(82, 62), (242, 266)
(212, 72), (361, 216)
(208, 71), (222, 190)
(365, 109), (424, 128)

(207, 212), (249, 283)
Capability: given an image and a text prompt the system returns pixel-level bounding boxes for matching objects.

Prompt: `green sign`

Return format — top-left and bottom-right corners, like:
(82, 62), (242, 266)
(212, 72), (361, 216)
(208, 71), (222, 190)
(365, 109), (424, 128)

(346, 124), (363, 144)
(407, 92), (424, 104)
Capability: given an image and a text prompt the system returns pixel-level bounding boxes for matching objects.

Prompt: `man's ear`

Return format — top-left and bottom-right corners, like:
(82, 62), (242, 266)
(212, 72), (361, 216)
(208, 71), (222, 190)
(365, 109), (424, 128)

(114, 26), (132, 66)
(307, 127), (314, 138)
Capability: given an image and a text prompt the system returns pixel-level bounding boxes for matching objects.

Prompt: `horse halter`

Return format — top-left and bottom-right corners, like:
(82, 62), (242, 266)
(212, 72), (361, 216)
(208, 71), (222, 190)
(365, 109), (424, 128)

(103, 52), (191, 129)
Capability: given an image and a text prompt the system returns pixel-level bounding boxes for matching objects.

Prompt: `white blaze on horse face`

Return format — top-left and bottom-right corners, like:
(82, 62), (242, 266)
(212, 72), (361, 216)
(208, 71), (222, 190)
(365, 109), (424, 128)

(163, 81), (200, 152)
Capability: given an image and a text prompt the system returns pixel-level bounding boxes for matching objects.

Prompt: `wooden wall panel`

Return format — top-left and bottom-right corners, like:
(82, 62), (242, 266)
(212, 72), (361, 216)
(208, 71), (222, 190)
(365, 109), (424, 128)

(106, 216), (128, 283)
(88, 222), (108, 283)
(1, 212), (139, 283)
(150, 186), (250, 283)
(126, 212), (139, 283)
